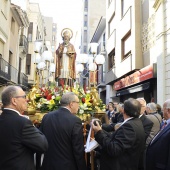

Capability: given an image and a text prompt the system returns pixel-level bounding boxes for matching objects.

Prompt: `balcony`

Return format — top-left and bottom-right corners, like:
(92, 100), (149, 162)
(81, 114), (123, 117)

(0, 56), (28, 88)
(0, 57), (18, 85)
(0, 57), (11, 84)
(18, 72), (28, 89)
(19, 35), (28, 54)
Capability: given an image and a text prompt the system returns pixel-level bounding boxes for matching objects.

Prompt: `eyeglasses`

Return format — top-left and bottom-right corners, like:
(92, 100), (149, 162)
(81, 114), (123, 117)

(14, 95), (26, 99)
(72, 101), (79, 104)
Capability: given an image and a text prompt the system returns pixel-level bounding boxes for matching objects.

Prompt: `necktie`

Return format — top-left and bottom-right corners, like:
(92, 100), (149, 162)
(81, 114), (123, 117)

(161, 121), (167, 130)
(151, 121), (167, 144)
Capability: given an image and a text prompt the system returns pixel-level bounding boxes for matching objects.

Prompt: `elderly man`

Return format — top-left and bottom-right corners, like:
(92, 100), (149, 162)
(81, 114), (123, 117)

(38, 92), (87, 170)
(146, 99), (170, 170)
(0, 86), (48, 170)
(137, 98), (153, 170)
(92, 98), (145, 170)
(145, 102), (162, 146)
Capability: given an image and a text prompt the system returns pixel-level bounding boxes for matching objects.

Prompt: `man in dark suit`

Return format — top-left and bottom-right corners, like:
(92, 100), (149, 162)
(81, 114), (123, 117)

(146, 99), (170, 170)
(39, 92), (87, 170)
(137, 98), (154, 170)
(92, 98), (145, 170)
(0, 86), (48, 170)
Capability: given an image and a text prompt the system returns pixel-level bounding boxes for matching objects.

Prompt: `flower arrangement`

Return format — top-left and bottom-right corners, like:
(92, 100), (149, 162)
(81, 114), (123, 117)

(27, 82), (106, 115)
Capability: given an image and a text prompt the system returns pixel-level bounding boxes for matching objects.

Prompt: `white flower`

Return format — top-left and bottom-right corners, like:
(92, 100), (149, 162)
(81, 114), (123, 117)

(52, 95), (55, 99)
(79, 109), (84, 114)
(37, 103), (42, 108)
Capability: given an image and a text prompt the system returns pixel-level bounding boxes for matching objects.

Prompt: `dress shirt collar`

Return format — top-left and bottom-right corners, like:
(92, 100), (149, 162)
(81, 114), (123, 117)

(166, 118), (170, 125)
(121, 117), (133, 126)
(3, 108), (22, 116)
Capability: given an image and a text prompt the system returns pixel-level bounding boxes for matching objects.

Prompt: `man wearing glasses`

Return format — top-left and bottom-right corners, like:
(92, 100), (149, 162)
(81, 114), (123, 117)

(37, 92), (87, 170)
(0, 85), (48, 170)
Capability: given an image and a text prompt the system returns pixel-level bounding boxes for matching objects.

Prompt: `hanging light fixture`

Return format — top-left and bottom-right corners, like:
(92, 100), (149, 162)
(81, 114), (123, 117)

(90, 43), (98, 54)
(34, 40), (43, 53)
(89, 63), (97, 71)
(42, 50), (53, 62)
(76, 63), (84, 73)
(77, 54), (89, 64)
(49, 63), (56, 73)
(37, 61), (46, 70)
(33, 53), (41, 64)
(94, 54), (105, 65)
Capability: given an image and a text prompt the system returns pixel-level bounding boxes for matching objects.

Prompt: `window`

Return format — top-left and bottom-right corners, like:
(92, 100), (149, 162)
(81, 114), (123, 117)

(1, 0), (8, 19)
(52, 35), (55, 41)
(84, 15), (88, 27)
(84, 0), (88, 11)
(28, 22), (33, 42)
(11, 17), (15, 34)
(84, 30), (87, 43)
(108, 49), (115, 70)
(121, 0), (130, 17)
(108, 0), (112, 7)
(108, 14), (115, 37)
(53, 24), (56, 31)
(83, 46), (87, 53)
(0, 40), (4, 56)
(26, 54), (31, 75)
(103, 33), (106, 47)
(122, 31), (131, 60)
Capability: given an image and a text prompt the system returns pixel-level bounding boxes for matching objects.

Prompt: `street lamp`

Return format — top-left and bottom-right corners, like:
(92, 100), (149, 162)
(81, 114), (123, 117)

(76, 43), (105, 88)
(34, 40), (56, 87)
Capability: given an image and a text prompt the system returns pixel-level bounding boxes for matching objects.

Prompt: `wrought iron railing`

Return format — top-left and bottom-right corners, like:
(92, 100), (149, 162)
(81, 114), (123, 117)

(19, 72), (28, 87)
(19, 35), (28, 53)
(0, 57), (11, 81)
(10, 65), (18, 84)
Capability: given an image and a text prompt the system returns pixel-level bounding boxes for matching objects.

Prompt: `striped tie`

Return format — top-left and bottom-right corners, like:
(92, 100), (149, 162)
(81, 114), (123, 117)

(161, 121), (167, 130)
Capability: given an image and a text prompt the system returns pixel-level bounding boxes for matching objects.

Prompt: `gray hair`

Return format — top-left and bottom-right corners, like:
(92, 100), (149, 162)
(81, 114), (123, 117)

(146, 102), (157, 112)
(60, 92), (77, 106)
(1, 86), (22, 107)
(164, 99), (170, 108)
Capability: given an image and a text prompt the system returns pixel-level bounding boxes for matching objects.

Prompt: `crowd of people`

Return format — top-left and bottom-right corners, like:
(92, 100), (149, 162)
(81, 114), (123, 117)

(0, 85), (170, 170)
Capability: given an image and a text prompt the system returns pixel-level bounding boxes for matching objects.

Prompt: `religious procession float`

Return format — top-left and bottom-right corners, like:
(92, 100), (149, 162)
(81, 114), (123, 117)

(26, 82), (106, 125)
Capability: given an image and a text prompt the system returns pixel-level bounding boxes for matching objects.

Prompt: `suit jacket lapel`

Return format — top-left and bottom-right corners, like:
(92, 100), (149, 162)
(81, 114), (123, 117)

(151, 123), (170, 144)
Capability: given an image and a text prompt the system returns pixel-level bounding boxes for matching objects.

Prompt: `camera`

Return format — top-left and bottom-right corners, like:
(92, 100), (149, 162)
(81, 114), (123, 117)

(93, 119), (102, 126)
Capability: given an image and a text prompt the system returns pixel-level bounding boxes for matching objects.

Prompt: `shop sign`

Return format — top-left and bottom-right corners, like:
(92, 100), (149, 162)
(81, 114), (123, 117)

(114, 65), (153, 91)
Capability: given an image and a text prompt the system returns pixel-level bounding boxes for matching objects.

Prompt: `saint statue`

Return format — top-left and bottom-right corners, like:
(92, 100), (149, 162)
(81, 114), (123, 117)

(55, 28), (76, 86)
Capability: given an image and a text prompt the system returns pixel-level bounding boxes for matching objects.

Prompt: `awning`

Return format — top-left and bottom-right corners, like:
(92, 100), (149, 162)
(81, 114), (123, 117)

(116, 82), (150, 97)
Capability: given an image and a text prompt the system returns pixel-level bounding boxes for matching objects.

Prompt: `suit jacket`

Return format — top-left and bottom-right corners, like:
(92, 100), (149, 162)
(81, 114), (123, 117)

(95, 118), (145, 170)
(146, 123), (170, 170)
(138, 114), (153, 170)
(146, 113), (162, 146)
(140, 114), (153, 142)
(39, 107), (87, 170)
(0, 109), (48, 170)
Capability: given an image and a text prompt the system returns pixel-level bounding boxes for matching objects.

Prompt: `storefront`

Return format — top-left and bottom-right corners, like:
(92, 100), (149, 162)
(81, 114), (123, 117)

(113, 64), (157, 103)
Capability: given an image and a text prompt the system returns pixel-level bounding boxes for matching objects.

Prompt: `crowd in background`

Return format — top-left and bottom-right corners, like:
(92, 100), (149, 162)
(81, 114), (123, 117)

(0, 85), (170, 170)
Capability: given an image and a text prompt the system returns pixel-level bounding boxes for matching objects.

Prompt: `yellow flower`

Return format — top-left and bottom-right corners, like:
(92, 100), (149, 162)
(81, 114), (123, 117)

(49, 99), (55, 105)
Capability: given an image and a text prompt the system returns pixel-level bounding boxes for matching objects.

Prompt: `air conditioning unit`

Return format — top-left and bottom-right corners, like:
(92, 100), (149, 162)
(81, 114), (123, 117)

(5, 66), (8, 73)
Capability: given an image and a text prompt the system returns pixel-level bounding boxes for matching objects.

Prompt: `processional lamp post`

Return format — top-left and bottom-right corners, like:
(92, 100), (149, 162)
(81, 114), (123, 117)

(76, 43), (105, 88)
(76, 43), (105, 170)
(34, 40), (56, 87)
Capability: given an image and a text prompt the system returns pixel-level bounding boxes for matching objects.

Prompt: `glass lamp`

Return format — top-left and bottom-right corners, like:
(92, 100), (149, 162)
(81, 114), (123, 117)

(94, 54), (105, 65)
(34, 40), (43, 53)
